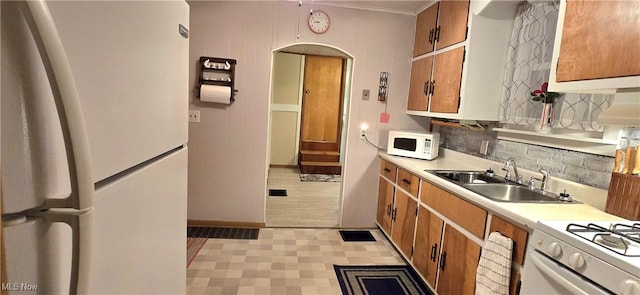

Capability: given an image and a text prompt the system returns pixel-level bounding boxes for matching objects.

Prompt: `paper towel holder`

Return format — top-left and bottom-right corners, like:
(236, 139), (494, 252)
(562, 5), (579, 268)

(197, 56), (237, 104)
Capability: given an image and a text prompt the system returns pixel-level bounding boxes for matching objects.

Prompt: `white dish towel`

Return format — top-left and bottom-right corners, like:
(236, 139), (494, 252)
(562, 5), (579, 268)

(475, 231), (513, 295)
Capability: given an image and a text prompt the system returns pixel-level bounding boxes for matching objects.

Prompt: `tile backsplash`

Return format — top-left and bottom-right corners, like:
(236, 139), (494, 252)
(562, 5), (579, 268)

(438, 125), (614, 189)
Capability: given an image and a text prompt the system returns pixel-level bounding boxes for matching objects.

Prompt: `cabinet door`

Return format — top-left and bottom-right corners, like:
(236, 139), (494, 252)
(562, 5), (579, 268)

(377, 177), (394, 234)
(435, 0), (469, 51)
(413, 3), (439, 57)
(413, 206), (443, 288)
(408, 57), (433, 111)
(391, 190), (418, 258)
(430, 47), (464, 113)
(437, 224), (481, 295)
(556, 1), (640, 82)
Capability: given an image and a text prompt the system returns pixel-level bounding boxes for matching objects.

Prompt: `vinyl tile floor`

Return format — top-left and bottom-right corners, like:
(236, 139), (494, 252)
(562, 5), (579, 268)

(266, 167), (341, 228)
(186, 228), (406, 295)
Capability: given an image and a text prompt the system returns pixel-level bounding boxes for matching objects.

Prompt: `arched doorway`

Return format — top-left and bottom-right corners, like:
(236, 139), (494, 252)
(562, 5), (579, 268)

(265, 43), (354, 227)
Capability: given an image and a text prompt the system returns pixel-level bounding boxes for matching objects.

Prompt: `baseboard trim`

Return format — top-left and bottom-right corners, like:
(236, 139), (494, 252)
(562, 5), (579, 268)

(187, 219), (266, 228)
(269, 164), (297, 168)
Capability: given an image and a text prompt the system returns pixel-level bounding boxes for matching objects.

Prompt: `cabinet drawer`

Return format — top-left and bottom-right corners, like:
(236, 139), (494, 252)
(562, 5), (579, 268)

(397, 168), (419, 197)
(489, 215), (528, 266)
(421, 181), (487, 239)
(380, 159), (398, 182)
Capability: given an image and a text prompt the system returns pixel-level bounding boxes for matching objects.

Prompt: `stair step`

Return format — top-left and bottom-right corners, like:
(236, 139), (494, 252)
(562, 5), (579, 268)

(300, 151), (340, 162)
(300, 161), (342, 175)
(300, 161), (340, 166)
(300, 150), (340, 155)
(300, 141), (339, 152)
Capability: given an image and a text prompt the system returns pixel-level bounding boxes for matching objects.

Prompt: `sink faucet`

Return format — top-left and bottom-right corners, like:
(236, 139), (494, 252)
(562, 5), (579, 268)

(529, 169), (550, 192)
(502, 157), (522, 184)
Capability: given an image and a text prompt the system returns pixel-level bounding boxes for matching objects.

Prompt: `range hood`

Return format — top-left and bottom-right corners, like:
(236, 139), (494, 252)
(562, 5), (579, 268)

(597, 90), (640, 127)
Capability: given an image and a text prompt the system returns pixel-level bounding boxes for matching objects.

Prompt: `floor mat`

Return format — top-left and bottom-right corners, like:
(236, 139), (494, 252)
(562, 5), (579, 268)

(334, 265), (433, 295)
(187, 226), (259, 240)
(299, 173), (341, 182)
(269, 189), (287, 197)
(339, 230), (376, 242)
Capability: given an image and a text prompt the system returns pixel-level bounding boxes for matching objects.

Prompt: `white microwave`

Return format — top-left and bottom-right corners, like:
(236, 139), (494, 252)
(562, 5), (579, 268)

(387, 130), (440, 160)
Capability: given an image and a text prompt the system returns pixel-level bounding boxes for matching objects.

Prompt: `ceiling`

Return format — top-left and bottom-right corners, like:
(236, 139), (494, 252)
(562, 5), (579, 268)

(303, 1), (432, 14)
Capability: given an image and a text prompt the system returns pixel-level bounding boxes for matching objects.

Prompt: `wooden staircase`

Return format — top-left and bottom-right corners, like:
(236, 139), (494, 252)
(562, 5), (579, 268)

(299, 141), (341, 175)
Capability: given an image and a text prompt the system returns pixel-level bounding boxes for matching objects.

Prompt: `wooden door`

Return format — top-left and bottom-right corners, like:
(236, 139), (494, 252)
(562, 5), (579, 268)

(377, 177), (394, 234)
(413, 3), (439, 57)
(430, 47), (464, 113)
(408, 57), (433, 111)
(413, 206), (444, 288)
(437, 224), (481, 295)
(301, 55), (344, 147)
(391, 190), (418, 258)
(435, 0), (470, 50)
(556, 1), (640, 82)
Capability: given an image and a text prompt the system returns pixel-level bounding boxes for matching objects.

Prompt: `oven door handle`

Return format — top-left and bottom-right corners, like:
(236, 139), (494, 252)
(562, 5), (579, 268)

(529, 252), (590, 295)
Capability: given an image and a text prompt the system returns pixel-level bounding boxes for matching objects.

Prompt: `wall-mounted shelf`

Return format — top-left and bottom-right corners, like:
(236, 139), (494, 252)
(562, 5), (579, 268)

(198, 56), (237, 104)
(493, 126), (618, 156)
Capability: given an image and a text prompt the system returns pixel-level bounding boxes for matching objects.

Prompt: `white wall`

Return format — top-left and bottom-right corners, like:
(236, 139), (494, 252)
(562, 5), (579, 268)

(187, 1), (429, 226)
(270, 53), (302, 166)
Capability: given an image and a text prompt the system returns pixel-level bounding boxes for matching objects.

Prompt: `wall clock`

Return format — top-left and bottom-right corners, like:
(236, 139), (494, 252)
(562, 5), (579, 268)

(308, 10), (330, 34)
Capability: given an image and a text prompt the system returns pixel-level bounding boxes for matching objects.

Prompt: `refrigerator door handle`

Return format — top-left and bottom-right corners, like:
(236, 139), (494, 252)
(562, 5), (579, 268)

(25, 0), (95, 210)
(32, 208), (94, 295)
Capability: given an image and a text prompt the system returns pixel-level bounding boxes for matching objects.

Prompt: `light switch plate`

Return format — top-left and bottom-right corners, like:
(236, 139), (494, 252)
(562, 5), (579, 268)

(362, 89), (370, 101)
(189, 110), (200, 122)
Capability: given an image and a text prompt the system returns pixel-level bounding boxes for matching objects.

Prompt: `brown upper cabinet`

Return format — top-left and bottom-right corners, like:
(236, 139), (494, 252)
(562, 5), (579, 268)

(413, 0), (469, 57)
(555, 0), (640, 82)
(408, 47), (465, 114)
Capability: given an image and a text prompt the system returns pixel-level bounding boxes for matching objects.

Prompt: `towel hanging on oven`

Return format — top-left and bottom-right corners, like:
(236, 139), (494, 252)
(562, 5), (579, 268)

(475, 231), (513, 295)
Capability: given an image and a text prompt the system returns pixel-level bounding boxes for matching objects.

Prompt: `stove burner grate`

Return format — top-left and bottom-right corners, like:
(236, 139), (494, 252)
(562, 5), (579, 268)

(567, 223), (640, 257)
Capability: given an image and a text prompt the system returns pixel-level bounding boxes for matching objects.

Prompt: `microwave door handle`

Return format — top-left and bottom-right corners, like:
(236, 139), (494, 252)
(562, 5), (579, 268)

(529, 252), (590, 295)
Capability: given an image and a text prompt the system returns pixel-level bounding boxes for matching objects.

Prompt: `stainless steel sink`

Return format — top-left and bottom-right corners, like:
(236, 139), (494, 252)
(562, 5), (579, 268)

(429, 170), (508, 184)
(464, 184), (575, 203)
(426, 170), (578, 203)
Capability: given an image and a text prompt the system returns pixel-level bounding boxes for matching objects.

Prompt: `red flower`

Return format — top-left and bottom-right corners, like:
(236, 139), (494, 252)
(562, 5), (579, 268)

(541, 82), (548, 92)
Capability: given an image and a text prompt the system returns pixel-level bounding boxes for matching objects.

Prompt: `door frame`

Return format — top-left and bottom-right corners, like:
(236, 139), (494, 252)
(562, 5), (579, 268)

(265, 42), (355, 227)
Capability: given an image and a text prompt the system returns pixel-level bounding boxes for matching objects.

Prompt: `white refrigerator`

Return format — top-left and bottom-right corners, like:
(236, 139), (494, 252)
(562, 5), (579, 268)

(2, 1), (189, 294)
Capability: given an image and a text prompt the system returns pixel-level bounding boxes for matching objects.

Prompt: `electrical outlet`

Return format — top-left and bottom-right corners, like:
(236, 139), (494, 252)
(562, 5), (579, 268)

(189, 110), (200, 123)
(360, 127), (367, 139)
(480, 140), (489, 155)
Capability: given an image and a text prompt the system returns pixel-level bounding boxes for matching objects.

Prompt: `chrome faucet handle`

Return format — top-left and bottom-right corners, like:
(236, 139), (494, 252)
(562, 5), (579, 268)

(538, 169), (550, 191)
(501, 166), (511, 180)
(528, 177), (537, 190)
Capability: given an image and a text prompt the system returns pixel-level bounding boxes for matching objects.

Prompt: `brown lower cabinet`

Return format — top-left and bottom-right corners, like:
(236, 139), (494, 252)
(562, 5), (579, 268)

(391, 190), (418, 258)
(437, 224), (481, 295)
(413, 208), (481, 295)
(413, 207), (443, 287)
(376, 177), (394, 234)
(377, 157), (527, 295)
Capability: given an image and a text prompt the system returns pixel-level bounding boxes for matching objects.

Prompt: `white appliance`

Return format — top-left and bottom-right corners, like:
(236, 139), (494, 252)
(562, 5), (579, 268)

(520, 220), (640, 295)
(387, 130), (440, 160)
(2, 1), (189, 294)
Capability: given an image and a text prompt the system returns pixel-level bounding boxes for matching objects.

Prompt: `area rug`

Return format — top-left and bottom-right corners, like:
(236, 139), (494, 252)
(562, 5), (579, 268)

(299, 173), (341, 182)
(187, 226), (259, 240)
(334, 265), (433, 295)
(187, 237), (207, 268)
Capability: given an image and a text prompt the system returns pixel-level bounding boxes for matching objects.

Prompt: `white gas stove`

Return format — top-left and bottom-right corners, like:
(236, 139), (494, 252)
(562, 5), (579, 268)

(521, 220), (640, 295)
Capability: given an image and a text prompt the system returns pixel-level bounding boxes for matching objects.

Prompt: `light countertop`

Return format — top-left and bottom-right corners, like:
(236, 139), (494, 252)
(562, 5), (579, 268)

(379, 149), (625, 230)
